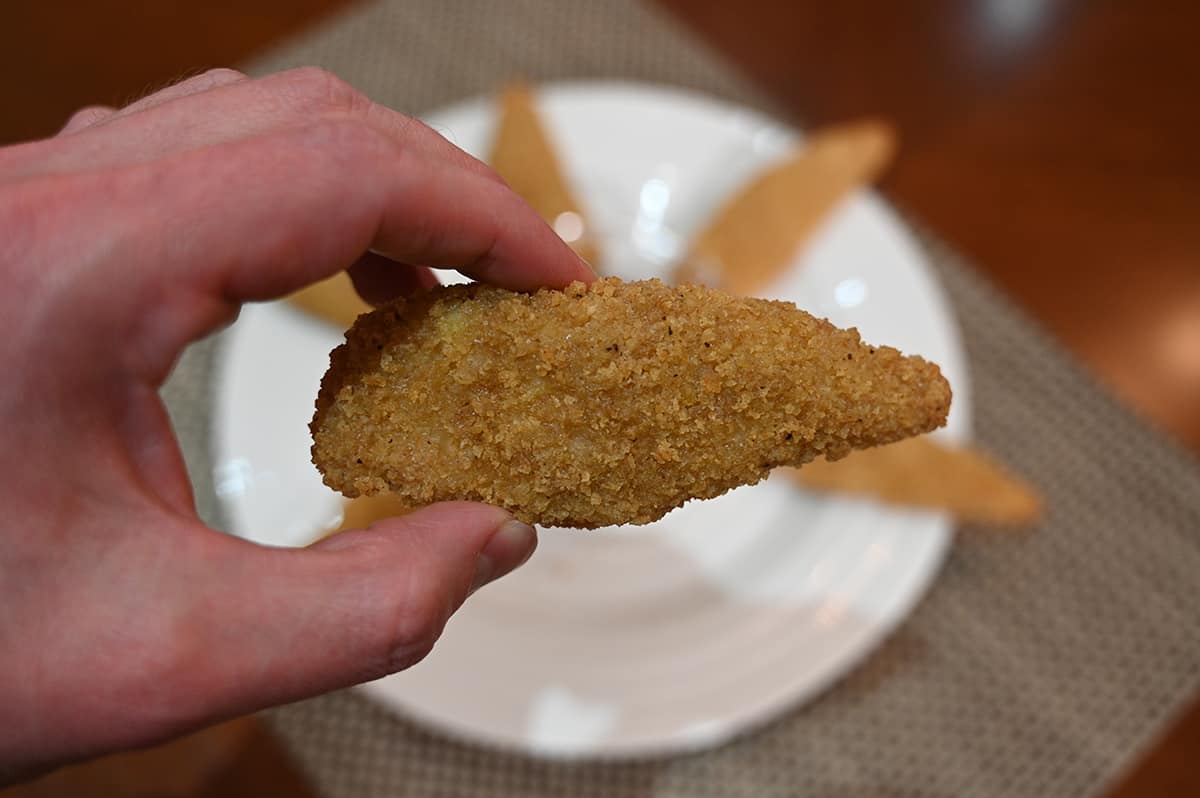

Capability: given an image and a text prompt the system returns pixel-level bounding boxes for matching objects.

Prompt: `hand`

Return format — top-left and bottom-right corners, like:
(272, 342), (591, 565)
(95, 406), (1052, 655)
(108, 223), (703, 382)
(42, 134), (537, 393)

(0, 67), (594, 779)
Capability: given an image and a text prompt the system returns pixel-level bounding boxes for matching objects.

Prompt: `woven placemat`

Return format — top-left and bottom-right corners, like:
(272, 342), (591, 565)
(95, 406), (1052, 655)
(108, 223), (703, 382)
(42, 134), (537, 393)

(161, 1), (1200, 795)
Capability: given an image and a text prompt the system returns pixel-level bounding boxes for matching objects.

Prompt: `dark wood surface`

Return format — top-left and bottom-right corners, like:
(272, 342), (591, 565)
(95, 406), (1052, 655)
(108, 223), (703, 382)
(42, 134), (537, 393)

(4, 1), (1198, 795)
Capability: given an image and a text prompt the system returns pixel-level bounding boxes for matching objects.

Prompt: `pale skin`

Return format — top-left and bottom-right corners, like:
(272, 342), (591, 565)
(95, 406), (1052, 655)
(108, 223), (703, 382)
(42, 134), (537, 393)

(0, 67), (595, 781)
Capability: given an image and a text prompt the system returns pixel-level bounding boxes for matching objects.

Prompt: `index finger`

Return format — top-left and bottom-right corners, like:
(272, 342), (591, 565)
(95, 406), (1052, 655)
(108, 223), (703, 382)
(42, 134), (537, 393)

(121, 116), (595, 300)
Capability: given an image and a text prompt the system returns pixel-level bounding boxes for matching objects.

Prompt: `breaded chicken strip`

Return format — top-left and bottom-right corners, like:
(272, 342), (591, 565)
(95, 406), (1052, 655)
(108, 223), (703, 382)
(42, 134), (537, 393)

(311, 278), (951, 528)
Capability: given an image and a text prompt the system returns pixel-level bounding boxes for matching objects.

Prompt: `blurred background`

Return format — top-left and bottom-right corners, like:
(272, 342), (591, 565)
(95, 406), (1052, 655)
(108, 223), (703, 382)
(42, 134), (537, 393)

(4, 1), (1198, 796)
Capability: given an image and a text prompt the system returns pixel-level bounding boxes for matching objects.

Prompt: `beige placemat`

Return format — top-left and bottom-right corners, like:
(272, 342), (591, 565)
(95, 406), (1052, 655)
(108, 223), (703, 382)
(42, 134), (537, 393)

(162, 1), (1200, 795)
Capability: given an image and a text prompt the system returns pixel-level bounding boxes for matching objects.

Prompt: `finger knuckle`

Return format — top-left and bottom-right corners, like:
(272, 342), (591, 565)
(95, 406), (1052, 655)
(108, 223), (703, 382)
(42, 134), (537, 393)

(399, 116), (440, 142)
(399, 116), (501, 181)
(298, 116), (395, 167)
(387, 634), (437, 673)
(376, 566), (451, 672)
(193, 67), (247, 89)
(157, 68), (245, 99)
(283, 66), (366, 115)
(65, 105), (110, 127)
(384, 588), (447, 674)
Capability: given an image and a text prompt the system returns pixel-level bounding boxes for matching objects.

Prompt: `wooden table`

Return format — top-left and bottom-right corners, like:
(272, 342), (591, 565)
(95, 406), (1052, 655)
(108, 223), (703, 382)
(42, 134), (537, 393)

(4, 1), (1198, 795)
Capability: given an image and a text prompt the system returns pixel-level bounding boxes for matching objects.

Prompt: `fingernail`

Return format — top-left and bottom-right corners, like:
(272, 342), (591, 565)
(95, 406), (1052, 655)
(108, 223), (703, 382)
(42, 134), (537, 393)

(579, 255), (599, 282)
(471, 519), (537, 594)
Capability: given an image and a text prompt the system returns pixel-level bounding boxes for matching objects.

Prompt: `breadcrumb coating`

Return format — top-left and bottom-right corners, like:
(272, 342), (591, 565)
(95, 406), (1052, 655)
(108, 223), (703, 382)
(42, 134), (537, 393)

(311, 278), (951, 528)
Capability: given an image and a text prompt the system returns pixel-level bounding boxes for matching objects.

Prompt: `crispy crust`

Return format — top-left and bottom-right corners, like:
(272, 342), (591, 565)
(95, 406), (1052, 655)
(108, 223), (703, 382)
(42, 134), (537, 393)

(311, 278), (951, 528)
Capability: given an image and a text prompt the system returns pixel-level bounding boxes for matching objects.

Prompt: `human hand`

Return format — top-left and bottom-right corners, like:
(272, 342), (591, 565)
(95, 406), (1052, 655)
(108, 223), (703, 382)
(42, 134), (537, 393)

(0, 67), (593, 779)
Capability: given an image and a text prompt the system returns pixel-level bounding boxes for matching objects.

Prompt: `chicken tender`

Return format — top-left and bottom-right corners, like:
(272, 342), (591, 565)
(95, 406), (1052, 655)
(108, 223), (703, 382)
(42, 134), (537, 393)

(311, 278), (951, 528)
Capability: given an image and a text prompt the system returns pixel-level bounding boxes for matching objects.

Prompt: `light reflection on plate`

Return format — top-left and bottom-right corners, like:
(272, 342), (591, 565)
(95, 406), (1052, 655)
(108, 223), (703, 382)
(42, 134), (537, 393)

(214, 82), (969, 758)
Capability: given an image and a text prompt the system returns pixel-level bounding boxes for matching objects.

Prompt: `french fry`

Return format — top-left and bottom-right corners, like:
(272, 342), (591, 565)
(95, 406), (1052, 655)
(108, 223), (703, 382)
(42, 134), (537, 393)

(676, 119), (896, 295)
(489, 82), (602, 267)
(786, 437), (1042, 527)
(313, 494), (413, 544)
(337, 493), (412, 530)
(287, 272), (371, 330)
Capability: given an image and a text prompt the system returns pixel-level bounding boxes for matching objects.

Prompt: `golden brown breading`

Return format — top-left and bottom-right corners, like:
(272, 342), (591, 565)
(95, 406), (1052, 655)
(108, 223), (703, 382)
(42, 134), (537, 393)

(311, 278), (951, 528)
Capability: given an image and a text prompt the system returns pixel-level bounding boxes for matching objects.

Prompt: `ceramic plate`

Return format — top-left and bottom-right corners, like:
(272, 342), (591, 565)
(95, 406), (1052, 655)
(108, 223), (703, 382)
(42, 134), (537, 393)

(214, 82), (970, 758)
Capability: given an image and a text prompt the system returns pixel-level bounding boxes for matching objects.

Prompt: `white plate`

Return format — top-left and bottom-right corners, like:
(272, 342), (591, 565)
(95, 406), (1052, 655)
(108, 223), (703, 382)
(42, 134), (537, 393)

(214, 82), (969, 758)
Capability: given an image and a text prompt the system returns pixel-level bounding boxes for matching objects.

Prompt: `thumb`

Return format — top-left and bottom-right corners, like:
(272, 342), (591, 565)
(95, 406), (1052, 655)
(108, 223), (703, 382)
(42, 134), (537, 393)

(177, 502), (536, 725)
